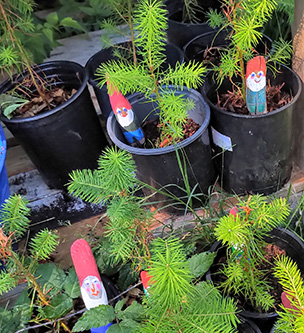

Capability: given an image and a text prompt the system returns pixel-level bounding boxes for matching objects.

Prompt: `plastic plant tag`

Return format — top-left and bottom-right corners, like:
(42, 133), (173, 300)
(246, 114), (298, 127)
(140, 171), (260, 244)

(211, 127), (233, 151)
(71, 239), (112, 333)
(229, 207), (246, 259)
(281, 291), (300, 314)
(107, 82), (145, 145)
(246, 56), (267, 115)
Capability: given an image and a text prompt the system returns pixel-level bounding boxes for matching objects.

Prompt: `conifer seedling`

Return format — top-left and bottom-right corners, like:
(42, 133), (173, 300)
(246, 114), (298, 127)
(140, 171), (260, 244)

(214, 195), (290, 312)
(96, 0), (207, 147)
(206, 0), (293, 104)
(0, 194), (59, 306)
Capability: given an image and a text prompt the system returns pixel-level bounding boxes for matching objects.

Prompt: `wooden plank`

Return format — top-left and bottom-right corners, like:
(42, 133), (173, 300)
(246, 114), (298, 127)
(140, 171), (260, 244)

(5, 145), (35, 177)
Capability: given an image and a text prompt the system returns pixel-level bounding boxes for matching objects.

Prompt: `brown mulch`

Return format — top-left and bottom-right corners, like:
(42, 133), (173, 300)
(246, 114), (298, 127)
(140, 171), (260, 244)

(216, 82), (293, 115)
(13, 87), (77, 118)
(140, 117), (200, 148)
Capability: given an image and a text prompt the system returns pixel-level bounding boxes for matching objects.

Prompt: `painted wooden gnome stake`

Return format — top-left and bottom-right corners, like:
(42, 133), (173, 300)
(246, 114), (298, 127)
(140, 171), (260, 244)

(107, 82), (145, 145)
(71, 239), (112, 333)
(246, 55), (267, 115)
(140, 271), (154, 297)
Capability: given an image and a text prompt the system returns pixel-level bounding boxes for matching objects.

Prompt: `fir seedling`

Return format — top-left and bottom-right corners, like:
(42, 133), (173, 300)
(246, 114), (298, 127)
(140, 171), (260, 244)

(68, 146), (152, 266)
(96, 0), (207, 146)
(0, 194), (59, 305)
(273, 256), (304, 333)
(141, 237), (239, 332)
(206, 0), (293, 100)
(214, 195), (290, 312)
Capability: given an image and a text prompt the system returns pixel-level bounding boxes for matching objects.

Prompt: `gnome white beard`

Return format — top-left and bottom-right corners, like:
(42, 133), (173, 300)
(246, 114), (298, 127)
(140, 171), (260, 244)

(246, 74), (266, 92)
(116, 109), (134, 127)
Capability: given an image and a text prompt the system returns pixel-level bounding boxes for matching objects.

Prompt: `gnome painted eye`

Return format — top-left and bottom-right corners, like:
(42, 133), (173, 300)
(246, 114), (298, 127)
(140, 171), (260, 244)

(258, 71), (264, 77)
(123, 107), (127, 112)
(251, 73), (255, 79)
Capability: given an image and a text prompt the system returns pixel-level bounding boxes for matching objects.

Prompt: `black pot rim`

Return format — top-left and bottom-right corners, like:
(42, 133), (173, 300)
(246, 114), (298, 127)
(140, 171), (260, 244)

(183, 30), (272, 57)
(204, 63), (302, 119)
(168, 9), (209, 27)
(85, 40), (132, 86)
(106, 86), (210, 156)
(85, 42), (184, 88)
(0, 60), (88, 123)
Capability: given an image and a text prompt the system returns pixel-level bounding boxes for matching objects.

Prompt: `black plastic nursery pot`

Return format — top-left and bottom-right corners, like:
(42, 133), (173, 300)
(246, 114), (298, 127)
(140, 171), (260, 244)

(206, 228), (304, 331)
(107, 86), (216, 207)
(85, 42), (183, 120)
(202, 64), (302, 195)
(184, 30), (273, 63)
(237, 317), (262, 333)
(167, 0), (221, 49)
(0, 61), (108, 189)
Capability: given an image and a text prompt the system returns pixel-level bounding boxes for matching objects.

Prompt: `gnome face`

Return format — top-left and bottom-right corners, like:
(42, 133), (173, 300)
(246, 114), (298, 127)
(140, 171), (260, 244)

(115, 106), (134, 127)
(246, 70), (266, 92)
(82, 275), (103, 300)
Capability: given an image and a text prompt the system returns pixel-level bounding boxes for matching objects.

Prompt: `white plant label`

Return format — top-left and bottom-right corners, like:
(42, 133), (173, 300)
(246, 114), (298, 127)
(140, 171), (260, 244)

(211, 127), (233, 152)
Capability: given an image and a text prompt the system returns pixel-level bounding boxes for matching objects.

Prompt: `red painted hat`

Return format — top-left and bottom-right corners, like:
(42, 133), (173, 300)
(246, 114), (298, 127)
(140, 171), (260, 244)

(70, 239), (101, 286)
(246, 56), (266, 79)
(107, 82), (132, 113)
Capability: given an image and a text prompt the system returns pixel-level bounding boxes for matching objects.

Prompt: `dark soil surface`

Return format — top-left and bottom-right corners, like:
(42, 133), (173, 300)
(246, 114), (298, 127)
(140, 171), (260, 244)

(213, 243), (286, 314)
(191, 47), (224, 68)
(216, 82), (293, 115)
(139, 117), (200, 148)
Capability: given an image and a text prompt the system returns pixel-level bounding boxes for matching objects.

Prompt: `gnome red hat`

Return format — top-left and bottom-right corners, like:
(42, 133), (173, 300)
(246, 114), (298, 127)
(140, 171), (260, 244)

(107, 81), (132, 112)
(246, 56), (266, 79)
(71, 239), (101, 286)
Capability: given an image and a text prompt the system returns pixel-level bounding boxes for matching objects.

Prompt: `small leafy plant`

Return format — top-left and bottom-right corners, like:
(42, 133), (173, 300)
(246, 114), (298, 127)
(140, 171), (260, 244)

(96, 0), (207, 146)
(273, 256), (304, 333)
(214, 195), (290, 312)
(206, 0), (293, 101)
(72, 237), (238, 332)
(0, 194), (59, 306)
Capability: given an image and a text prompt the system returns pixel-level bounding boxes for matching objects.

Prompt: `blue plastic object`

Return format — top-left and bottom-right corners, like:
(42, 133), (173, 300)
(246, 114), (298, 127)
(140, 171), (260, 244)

(0, 125), (9, 213)
(91, 322), (112, 332)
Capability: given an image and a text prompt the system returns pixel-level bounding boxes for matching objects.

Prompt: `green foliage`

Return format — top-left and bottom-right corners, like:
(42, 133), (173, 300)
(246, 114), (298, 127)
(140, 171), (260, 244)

(215, 195), (290, 312)
(0, 271), (18, 294)
(206, 8), (225, 28)
(63, 268), (81, 299)
(0, 195), (81, 330)
(72, 299), (144, 332)
(96, 0), (207, 144)
(273, 256), (304, 333)
(29, 229), (59, 261)
(0, 94), (29, 119)
(141, 238), (238, 332)
(39, 293), (73, 320)
(207, 0), (293, 99)
(147, 237), (194, 311)
(187, 251), (216, 278)
(69, 146), (152, 265)
(0, 194), (30, 240)
(68, 146), (138, 204)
